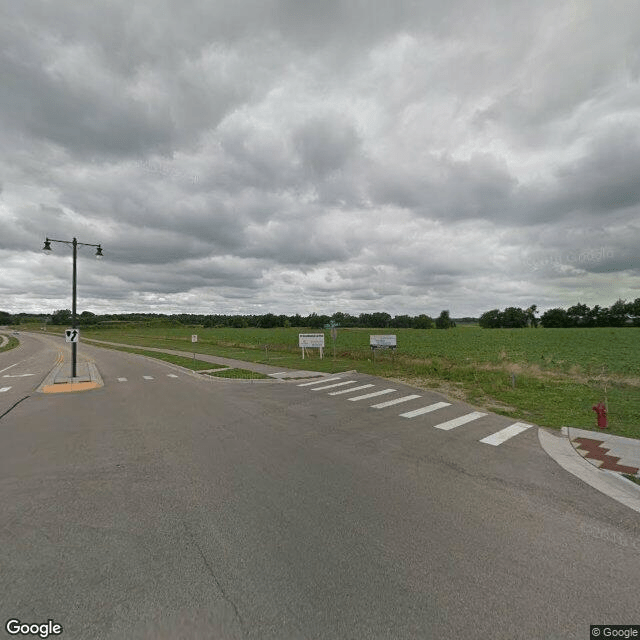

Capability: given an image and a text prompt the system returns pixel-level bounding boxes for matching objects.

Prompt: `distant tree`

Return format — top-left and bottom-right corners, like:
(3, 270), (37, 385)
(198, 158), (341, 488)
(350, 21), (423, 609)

(608, 299), (629, 327)
(79, 311), (97, 325)
(370, 312), (392, 328)
(0, 311), (13, 325)
(414, 314), (434, 329)
(51, 309), (72, 325)
(501, 307), (528, 328)
(630, 298), (640, 326)
(392, 314), (413, 328)
(258, 313), (278, 328)
(525, 305), (539, 328)
(567, 303), (590, 327)
(540, 308), (569, 328)
(435, 310), (453, 329)
(479, 309), (502, 328)
(230, 315), (248, 328)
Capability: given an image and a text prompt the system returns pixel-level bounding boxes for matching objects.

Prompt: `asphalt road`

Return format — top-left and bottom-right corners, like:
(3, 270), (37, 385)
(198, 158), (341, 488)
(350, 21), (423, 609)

(1, 332), (639, 639)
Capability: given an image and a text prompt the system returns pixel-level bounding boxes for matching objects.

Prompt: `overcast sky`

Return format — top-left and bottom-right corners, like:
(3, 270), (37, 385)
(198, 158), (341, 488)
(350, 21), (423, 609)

(1, 0), (639, 318)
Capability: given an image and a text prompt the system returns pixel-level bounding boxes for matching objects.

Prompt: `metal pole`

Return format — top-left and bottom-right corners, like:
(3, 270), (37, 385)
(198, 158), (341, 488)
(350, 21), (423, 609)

(72, 237), (77, 378)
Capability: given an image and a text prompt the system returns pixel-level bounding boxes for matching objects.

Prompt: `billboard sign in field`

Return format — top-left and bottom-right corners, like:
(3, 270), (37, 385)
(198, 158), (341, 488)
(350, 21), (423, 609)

(299, 333), (325, 359)
(370, 334), (397, 349)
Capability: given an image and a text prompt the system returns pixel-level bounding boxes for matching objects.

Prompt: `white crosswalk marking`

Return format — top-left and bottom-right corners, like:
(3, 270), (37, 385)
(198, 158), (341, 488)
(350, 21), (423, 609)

(143, 376), (154, 380)
(297, 377), (342, 387)
(328, 384), (374, 396)
(433, 411), (487, 431)
(167, 374), (179, 378)
(480, 422), (532, 446)
(310, 381), (358, 391)
(117, 377), (127, 382)
(348, 389), (395, 401)
(371, 394), (421, 409)
(399, 402), (450, 418)
(0, 386), (11, 393)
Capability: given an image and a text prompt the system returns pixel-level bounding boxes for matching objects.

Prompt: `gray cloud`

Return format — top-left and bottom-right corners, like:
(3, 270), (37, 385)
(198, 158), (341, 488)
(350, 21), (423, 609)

(1, 0), (639, 316)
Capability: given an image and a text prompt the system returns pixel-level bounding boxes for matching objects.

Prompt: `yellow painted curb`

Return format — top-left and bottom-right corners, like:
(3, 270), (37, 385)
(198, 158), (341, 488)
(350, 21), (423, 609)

(42, 382), (101, 393)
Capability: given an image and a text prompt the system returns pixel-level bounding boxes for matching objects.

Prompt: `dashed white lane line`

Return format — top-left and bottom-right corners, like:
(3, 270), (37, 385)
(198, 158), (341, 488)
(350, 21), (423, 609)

(371, 394), (422, 409)
(167, 374), (179, 378)
(433, 411), (487, 431)
(311, 381), (358, 391)
(480, 422), (532, 446)
(328, 384), (374, 396)
(348, 389), (396, 402)
(297, 377), (342, 387)
(143, 376), (154, 380)
(399, 402), (451, 418)
(117, 377), (128, 382)
(0, 386), (11, 393)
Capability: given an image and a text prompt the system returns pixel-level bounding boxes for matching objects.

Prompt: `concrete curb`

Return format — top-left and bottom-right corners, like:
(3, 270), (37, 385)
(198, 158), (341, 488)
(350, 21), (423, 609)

(538, 428), (640, 514)
(37, 358), (104, 393)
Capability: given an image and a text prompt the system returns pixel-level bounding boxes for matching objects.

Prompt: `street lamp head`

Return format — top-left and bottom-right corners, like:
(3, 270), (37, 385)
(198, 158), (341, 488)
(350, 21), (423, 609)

(42, 238), (52, 252)
(95, 245), (104, 259)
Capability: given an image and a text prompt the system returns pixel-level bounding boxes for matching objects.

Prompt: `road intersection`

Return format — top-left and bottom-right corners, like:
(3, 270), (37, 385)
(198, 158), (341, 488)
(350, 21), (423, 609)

(1, 332), (638, 639)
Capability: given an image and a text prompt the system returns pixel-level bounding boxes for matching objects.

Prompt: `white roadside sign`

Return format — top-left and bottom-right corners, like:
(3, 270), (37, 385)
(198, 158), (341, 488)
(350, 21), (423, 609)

(299, 333), (325, 348)
(192, 334), (198, 343)
(299, 333), (325, 359)
(370, 334), (397, 349)
(65, 328), (80, 343)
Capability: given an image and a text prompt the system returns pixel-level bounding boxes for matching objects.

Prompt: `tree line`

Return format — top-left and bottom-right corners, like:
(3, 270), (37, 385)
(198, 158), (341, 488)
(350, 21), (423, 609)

(479, 299), (640, 328)
(2, 309), (461, 329)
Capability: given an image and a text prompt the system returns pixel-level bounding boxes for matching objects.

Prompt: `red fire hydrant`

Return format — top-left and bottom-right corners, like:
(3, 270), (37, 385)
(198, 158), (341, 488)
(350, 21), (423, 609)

(592, 402), (608, 429)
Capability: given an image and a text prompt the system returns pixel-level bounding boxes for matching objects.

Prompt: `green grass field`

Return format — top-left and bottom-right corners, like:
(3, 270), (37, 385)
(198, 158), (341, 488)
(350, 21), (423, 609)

(21, 324), (640, 438)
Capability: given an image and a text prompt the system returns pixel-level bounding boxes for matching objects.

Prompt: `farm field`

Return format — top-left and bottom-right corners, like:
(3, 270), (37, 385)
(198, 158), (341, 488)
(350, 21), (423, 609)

(23, 324), (640, 439)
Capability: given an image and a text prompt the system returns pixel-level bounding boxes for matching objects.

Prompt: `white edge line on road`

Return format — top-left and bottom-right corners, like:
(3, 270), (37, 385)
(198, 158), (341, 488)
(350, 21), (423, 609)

(348, 389), (395, 401)
(310, 381), (358, 391)
(480, 422), (532, 446)
(297, 376), (342, 387)
(328, 384), (374, 396)
(399, 402), (451, 418)
(0, 363), (19, 374)
(371, 394), (422, 409)
(0, 386), (11, 392)
(433, 411), (487, 430)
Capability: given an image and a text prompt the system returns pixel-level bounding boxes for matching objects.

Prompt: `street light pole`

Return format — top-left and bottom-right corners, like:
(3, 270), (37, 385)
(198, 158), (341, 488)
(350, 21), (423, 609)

(43, 236), (103, 379)
(72, 237), (78, 378)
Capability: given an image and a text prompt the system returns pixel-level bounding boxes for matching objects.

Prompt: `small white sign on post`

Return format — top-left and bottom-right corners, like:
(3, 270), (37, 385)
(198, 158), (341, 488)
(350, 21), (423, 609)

(299, 333), (325, 359)
(65, 328), (79, 343)
(192, 335), (198, 343)
(370, 334), (397, 349)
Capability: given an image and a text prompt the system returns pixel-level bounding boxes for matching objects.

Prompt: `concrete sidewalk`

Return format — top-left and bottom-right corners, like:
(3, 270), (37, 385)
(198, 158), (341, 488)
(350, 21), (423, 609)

(565, 427), (640, 478)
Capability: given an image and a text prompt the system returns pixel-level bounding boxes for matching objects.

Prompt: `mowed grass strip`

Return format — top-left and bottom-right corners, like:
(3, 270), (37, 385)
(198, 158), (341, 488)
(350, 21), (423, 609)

(86, 342), (228, 372)
(206, 368), (270, 379)
(66, 325), (640, 439)
(0, 335), (19, 352)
